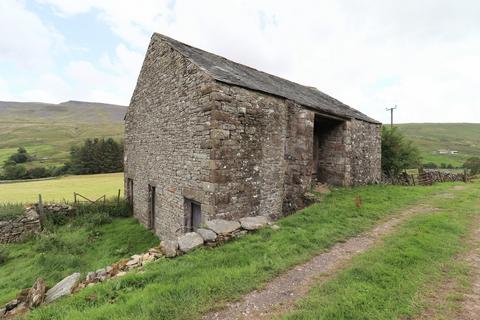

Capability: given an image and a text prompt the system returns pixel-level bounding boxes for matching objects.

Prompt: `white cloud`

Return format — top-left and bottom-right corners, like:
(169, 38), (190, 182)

(0, 0), (64, 68)
(6, 0), (480, 122)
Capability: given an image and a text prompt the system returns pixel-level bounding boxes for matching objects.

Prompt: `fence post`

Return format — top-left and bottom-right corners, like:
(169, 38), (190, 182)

(117, 189), (121, 205)
(73, 192), (77, 205)
(38, 194), (45, 230)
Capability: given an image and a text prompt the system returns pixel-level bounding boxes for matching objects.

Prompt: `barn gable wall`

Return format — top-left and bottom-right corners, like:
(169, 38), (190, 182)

(125, 36), (215, 239)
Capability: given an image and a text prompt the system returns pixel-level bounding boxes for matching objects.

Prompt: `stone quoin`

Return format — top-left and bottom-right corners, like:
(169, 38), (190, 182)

(124, 33), (381, 240)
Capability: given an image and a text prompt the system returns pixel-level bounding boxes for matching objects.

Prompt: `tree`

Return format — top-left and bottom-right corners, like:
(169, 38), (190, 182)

(8, 147), (31, 164)
(69, 138), (124, 175)
(381, 126), (421, 177)
(464, 157), (480, 175)
(2, 162), (28, 180)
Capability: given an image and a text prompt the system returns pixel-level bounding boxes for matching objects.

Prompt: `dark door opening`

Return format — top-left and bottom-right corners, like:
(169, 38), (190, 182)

(313, 114), (346, 185)
(148, 185), (156, 230)
(184, 199), (201, 232)
(127, 178), (133, 208)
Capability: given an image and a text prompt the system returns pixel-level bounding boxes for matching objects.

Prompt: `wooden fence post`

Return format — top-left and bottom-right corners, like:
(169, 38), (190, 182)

(38, 194), (45, 230)
(73, 192), (77, 205)
(117, 189), (121, 205)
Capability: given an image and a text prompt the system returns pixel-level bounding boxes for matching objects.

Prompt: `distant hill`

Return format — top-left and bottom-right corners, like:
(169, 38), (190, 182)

(0, 100), (126, 168)
(397, 123), (480, 167)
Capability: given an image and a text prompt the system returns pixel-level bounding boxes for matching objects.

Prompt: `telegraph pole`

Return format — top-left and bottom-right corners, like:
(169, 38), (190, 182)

(386, 105), (397, 128)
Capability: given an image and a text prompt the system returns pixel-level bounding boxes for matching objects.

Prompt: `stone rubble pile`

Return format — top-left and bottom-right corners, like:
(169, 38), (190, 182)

(0, 216), (275, 318)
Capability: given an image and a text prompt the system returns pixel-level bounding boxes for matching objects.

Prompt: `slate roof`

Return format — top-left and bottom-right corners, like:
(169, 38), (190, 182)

(154, 33), (379, 124)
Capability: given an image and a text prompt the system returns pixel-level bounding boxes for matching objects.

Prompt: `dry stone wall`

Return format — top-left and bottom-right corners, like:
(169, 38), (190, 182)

(0, 207), (41, 244)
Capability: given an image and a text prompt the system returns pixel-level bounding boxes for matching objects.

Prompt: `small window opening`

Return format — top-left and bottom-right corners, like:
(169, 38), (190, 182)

(184, 199), (201, 232)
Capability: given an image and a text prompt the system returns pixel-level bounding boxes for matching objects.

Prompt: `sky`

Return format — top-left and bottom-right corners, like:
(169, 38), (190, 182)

(0, 0), (479, 124)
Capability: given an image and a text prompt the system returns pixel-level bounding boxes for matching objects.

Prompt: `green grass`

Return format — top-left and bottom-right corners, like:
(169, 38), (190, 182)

(0, 172), (123, 203)
(397, 123), (480, 166)
(25, 183), (456, 320)
(0, 203), (24, 220)
(0, 214), (158, 306)
(283, 183), (479, 319)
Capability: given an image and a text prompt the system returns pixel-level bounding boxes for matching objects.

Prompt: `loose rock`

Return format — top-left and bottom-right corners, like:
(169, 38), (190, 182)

(160, 240), (178, 258)
(239, 216), (269, 230)
(206, 219), (241, 235)
(26, 278), (46, 308)
(178, 232), (204, 252)
(196, 228), (217, 242)
(45, 273), (80, 304)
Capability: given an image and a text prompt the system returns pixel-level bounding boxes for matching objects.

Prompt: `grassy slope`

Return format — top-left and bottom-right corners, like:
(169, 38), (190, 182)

(0, 172), (123, 204)
(0, 101), (125, 168)
(27, 184), (454, 320)
(397, 123), (480, 167)
(284, 183), (479, 319)
(0, 217), (158, 306)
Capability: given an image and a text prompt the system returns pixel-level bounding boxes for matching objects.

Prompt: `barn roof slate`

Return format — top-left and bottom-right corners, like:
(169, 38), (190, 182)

(154, 33), (380, 124)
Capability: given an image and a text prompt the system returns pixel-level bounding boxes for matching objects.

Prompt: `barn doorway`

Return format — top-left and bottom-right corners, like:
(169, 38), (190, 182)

(126, 178), (134, 208)
(184, 199), (201, 232)
(313, 114), (347, 185)
(148, 184), (156, 230)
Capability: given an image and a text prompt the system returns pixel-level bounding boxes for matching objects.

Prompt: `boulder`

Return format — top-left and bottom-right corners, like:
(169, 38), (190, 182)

(160, 240), (178, 258)
(26, 278), (46, 308)
(239, 216), (269, 230)
(196, 228), (217, 242)
(178, 232), (204, 252)
(206, 219), (241, 235)
(271, 224), (280, 231)
(45, 272), (80, 304)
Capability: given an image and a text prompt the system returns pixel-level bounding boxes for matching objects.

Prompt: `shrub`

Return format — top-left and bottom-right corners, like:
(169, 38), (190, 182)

(381, 126), (421, 177)
(464, 157), (480, 175)
(423, 162), (438, 169)
(27, 166), (49, 179)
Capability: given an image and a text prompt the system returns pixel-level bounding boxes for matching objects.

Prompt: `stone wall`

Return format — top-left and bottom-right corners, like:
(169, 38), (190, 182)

(348, 119), (382, 185)
(0, 207), (41, 244)
(125, 35), (215, 240)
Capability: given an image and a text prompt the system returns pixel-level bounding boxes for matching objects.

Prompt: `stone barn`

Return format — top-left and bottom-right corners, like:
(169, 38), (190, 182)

(124, 33), (381, 240)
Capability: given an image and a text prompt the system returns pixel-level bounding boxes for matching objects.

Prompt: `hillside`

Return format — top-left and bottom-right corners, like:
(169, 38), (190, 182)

(397, 123), (480, 167)
(0, 100), (126, 168)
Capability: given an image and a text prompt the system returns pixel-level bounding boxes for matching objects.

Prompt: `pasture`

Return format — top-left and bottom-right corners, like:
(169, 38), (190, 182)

(0, 173), (123, 204)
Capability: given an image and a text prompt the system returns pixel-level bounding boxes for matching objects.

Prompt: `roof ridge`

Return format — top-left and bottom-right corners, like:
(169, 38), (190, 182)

(152, 33), (379, 124)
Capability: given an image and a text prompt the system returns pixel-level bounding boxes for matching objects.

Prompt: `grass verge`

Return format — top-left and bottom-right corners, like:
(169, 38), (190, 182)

(0, 214), (158, 305)
(282, 183), (479, 319)
(25, 183), (456, 320)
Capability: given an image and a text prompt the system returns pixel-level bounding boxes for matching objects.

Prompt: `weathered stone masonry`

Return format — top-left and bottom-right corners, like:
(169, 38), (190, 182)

(125, 33), (381, 240)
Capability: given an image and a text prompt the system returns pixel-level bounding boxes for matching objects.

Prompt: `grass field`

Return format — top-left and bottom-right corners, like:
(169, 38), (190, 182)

(0, 101), (125, 169)
(397, 123), (480, 167)
(25, 183), (459, 320)
(0, 173), (123, 204)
